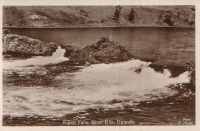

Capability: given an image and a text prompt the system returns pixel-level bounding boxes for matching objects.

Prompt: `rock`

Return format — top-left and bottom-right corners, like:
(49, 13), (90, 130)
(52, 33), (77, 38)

(3, 34), (58, 57)
(185, 61), (195, 85)
(69, 37), (133, 65)
(85, 61), (91, 67)
(59, 44), (77, 57)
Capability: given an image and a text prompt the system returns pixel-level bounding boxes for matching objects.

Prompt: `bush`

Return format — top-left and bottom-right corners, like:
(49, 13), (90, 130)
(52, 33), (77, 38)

(128, 8), (135, 22)
(113, 6), (122, 22)
(164, 17), (174, 26)
(189, 21), (195, 26)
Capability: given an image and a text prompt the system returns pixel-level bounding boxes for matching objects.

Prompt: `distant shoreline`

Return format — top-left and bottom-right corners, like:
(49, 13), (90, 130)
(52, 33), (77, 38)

(3, 25), (195, 29)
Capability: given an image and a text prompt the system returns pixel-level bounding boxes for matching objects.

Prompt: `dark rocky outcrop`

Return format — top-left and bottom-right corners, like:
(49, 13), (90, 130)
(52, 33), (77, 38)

(149, 64), (186, 77)
(59, 44), (77, 57)
(185, 61), (195, 86)
(3, 34), (58, 57)
(150, 61), (195, 86)
(69, 37), (133, 65)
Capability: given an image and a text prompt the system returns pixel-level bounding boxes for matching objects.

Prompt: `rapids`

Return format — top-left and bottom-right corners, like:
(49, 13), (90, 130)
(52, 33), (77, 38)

(3, 55), (190, 117)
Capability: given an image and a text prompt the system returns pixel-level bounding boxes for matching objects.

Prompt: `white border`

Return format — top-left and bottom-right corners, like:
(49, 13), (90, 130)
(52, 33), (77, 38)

(0, 0), (199, 131)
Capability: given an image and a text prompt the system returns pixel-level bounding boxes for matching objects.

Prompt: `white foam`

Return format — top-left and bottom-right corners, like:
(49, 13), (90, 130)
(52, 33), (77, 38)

(3, 46), (68, 69)
(3, 59), (191, 117)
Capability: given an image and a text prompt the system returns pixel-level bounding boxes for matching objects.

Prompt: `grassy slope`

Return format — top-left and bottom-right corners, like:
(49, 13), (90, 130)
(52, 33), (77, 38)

(3, 6), (195, 28)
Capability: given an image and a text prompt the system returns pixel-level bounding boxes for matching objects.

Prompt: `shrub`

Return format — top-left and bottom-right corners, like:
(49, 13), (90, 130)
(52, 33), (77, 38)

(164, 17), (174, 26)
(113, 6), (122, 22)
(128, 8), (135, 22)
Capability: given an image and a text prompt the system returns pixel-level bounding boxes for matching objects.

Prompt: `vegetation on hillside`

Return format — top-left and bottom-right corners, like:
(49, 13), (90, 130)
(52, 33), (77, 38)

(3, 6), (195, 28)
(128, 8), (136, 23)
(113, 6), (122, 23)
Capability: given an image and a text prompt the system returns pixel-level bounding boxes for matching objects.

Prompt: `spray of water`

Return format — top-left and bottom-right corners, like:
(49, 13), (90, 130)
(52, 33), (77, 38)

(3, 46), (68, 69)
(3, 59), (190, 117)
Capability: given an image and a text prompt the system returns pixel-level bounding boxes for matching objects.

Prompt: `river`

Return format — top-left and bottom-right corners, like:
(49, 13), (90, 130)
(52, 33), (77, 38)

(3, 27), (195, 125)
(8, 27), (195, 66)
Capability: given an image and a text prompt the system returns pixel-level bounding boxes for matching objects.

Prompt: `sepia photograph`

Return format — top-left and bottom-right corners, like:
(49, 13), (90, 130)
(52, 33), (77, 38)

(2, 5), (195, 126)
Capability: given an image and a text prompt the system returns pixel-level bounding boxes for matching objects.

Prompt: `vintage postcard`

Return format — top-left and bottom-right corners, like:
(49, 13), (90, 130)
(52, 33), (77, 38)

(0, 0), (199, 131)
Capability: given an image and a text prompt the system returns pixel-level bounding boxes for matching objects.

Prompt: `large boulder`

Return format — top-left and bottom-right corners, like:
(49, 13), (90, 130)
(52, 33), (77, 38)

(3, 34), (58, 57)
(69, 37), (133, 65)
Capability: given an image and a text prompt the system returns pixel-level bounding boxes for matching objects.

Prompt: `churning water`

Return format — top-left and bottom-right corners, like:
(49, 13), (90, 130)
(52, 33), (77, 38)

(3, 46), (68, 70)
(3, 47), (190, 117)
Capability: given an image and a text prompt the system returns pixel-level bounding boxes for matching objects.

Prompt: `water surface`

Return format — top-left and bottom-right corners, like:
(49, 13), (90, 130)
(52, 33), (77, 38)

(9, 27), (195, 66)
(3, 27), (195, 125)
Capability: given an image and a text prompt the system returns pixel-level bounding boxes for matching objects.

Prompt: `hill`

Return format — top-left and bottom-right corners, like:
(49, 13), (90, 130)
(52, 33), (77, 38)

(3, 6), (195, 28)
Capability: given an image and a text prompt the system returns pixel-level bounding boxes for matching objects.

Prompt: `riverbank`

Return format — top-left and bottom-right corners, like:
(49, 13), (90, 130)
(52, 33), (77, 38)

(3, 25), (195, 29)
(3, 6), (195, 28)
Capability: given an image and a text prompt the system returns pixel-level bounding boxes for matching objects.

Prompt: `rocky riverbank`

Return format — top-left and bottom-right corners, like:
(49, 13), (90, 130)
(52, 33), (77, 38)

(3, 33), (58, 58)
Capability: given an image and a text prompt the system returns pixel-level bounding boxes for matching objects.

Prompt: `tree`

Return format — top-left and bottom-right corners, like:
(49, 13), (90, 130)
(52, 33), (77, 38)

(164, 15), (174, 26)
(164, 18), (174, 26)
(113, 6), (122, 22)
(128, 8), (135, 22)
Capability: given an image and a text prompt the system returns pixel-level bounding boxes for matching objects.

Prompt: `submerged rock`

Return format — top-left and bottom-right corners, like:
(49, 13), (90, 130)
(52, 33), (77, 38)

(3, 34), (58, 57)
(69, 37), (133, 65)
